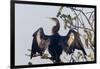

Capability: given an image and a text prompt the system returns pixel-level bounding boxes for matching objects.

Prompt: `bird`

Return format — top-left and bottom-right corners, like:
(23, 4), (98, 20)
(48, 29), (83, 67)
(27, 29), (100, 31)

(30, 17), (87, 63)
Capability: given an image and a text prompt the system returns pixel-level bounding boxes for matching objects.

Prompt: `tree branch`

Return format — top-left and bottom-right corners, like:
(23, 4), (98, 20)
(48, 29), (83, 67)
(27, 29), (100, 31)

(70, 7), (94, 31)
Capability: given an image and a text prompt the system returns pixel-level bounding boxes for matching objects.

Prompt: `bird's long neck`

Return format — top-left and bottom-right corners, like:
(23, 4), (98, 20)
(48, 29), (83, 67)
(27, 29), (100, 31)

(55, 20), (60, 30)
(52, 20), (60, 34)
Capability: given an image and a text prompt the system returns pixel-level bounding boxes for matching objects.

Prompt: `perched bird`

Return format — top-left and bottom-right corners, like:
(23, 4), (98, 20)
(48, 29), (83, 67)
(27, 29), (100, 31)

(30, 17), (87, 63)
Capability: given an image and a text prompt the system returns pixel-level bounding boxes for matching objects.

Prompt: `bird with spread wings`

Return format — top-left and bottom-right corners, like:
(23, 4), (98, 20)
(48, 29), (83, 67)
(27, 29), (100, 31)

(30, 17), (87, 63)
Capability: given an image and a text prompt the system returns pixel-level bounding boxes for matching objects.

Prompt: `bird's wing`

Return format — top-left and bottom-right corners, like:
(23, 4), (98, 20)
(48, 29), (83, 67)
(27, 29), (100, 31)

(76, 37), (87, 55)
(30, 28), (51, 59)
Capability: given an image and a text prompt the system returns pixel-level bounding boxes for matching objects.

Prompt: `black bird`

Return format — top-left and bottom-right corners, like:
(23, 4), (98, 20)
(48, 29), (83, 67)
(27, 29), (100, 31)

(30, 17), (87, 63)
(47, 17), (63, 63)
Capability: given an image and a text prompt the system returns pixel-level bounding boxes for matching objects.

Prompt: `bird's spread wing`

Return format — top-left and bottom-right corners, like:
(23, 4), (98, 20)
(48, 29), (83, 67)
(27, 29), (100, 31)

(30, 28), (51, 59)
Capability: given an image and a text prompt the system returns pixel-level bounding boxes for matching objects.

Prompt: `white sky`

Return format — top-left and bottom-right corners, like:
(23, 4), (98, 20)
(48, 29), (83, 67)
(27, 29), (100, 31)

(15, 4), (94, 65)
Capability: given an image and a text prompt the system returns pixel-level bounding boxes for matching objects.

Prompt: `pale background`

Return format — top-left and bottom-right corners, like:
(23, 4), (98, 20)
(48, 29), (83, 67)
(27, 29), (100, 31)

(15, 3), (94, 65)
(0, 0), (100, 69)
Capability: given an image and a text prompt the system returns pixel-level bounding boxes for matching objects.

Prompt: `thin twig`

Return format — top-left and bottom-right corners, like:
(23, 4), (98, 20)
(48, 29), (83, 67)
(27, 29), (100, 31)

(70, 7), (94, 31)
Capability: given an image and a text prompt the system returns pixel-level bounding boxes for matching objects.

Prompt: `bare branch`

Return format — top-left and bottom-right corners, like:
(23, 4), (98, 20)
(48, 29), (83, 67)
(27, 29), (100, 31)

(70, 7), (94, 31)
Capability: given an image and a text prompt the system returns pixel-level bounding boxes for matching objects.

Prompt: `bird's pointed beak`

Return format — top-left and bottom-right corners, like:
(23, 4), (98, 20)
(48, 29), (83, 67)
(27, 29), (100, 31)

(46, 17), (52, 19)
(45, 17), (58, 22)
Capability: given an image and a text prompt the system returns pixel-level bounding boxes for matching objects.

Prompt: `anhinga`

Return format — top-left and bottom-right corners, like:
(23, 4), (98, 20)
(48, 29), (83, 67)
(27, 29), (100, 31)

(30, 17), (87, 63)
